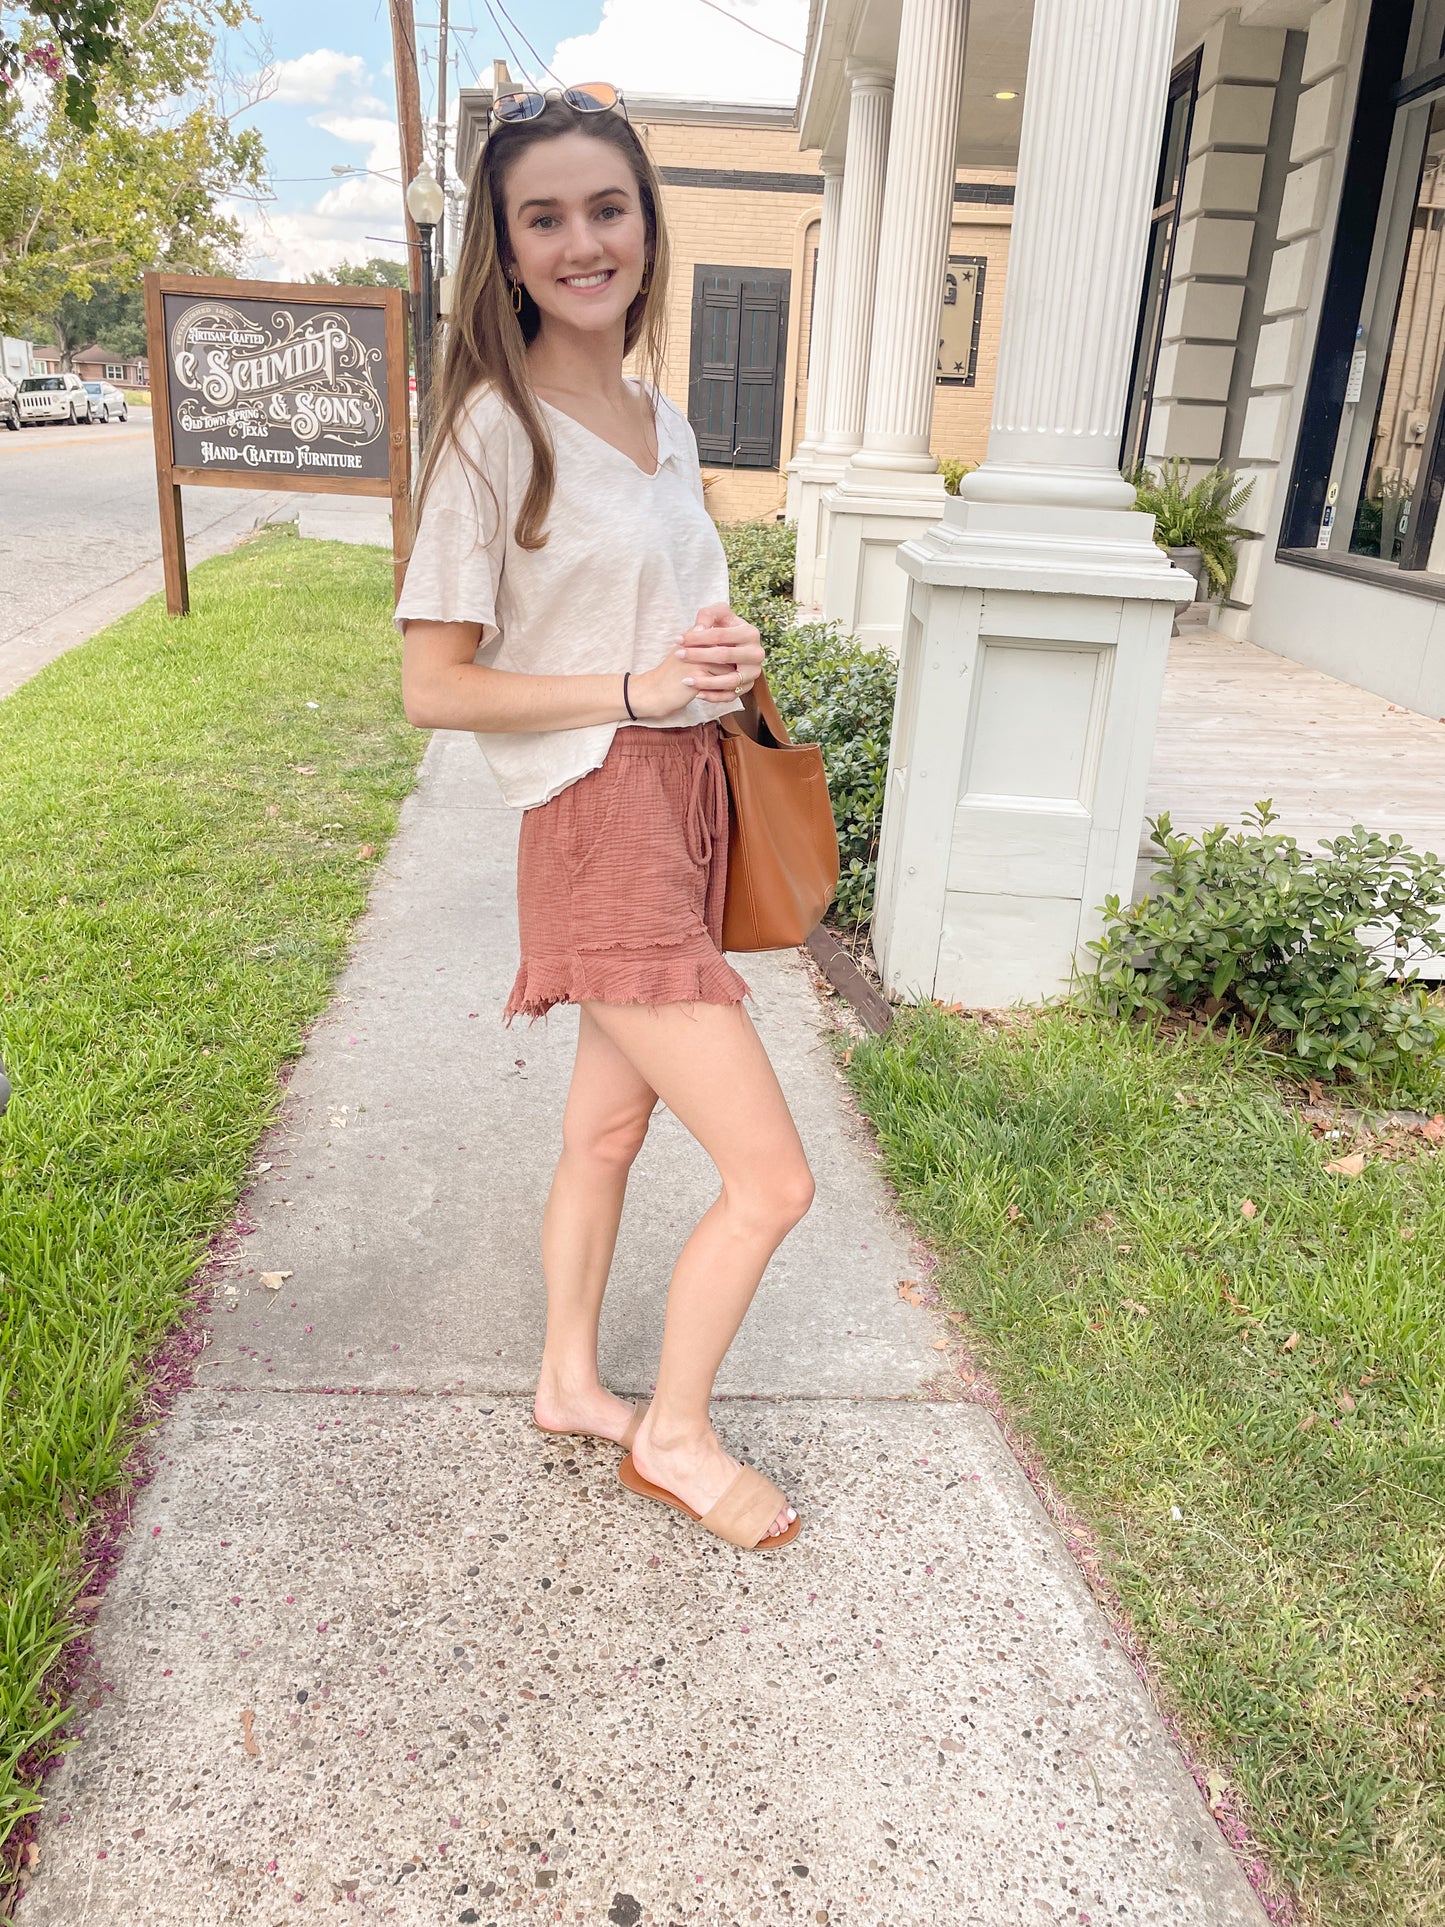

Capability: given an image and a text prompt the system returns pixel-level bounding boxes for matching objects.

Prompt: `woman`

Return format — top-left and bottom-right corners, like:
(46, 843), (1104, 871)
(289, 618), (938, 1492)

(395, 84), (812, 1552)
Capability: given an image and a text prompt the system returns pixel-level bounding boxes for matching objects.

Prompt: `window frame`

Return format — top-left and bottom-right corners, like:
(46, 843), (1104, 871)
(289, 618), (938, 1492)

(1119, 51), (1201, 474)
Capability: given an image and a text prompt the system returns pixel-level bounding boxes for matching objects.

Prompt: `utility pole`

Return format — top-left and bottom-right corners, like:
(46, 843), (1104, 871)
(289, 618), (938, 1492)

(434, 0), (449, 288)
(388, 0), (425, 301)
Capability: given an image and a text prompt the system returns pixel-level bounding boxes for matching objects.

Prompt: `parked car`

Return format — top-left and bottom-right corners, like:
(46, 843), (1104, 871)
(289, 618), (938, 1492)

(83, 380), (129, 423)
(0, 373), (18, 430)
(18, 372), (96, 425)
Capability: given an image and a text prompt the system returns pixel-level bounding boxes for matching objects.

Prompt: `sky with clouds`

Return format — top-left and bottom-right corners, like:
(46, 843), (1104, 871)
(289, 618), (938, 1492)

(225, 0), (810, 282)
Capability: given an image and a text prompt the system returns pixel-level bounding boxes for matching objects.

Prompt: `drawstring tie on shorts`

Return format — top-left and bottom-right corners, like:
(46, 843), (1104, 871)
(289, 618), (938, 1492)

(682, 723), (727, 871)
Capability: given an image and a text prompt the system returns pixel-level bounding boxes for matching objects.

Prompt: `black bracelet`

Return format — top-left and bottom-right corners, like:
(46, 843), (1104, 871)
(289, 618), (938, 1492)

(622, 672), (637, 722)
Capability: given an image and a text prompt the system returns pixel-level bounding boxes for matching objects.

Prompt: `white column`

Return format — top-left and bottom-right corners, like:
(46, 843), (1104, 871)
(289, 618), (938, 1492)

(851, 0), (970, 474)
(786, 157), (845, 603)
(817, 66), (893, 460)
(821, 0), (967, 648)
(962, 0), (1182, 511)
(871, 0), (1196, 1008)
(789, 158), (844, 469)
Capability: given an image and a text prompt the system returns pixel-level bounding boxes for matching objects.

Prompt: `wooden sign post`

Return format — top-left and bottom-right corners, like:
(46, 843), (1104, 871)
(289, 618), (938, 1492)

(143, 272), (412, 614)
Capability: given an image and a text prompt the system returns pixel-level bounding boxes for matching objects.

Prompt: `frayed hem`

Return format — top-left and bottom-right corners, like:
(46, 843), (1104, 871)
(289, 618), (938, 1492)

(503, 948), (752, 1025)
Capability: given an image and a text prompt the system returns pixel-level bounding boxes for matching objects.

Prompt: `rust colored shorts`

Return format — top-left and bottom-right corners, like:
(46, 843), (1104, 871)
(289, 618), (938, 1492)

(504, 720), (752, 1024)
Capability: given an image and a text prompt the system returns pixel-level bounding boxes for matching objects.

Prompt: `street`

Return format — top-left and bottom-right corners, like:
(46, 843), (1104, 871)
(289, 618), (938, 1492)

(0, 408), (288, 647)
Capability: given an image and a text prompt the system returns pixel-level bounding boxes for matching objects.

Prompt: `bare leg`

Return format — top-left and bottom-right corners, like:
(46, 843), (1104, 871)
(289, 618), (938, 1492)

(532, 1006), (658, 1441)
(581, 999), (814, 1541)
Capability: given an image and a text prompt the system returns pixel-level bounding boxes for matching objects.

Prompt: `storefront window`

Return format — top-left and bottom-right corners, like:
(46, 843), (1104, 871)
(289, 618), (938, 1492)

(1345, 94), (1445, 564)
(1294, 0), (1445, 569)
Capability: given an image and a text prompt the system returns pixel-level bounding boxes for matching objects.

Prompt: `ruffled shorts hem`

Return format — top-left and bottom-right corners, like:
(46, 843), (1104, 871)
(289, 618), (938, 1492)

(503, 942), (751, 1026)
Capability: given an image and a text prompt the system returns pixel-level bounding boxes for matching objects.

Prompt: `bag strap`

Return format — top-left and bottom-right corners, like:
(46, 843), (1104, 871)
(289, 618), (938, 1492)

(717, 670), (792, 748)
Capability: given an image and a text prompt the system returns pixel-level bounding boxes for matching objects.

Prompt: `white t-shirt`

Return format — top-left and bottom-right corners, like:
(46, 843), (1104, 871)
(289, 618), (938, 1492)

(393, 377), (743, 809)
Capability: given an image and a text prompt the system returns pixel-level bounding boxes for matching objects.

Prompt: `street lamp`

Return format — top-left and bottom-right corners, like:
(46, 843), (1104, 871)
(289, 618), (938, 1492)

(406, 164), (446, 443)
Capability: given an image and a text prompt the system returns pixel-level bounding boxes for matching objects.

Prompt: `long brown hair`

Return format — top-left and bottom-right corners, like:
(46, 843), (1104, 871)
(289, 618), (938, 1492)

(416, 99), (671, 549)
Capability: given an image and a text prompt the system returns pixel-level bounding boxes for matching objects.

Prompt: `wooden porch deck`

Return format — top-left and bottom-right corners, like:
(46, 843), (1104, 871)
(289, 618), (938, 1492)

(1140, 627), (1445, 974)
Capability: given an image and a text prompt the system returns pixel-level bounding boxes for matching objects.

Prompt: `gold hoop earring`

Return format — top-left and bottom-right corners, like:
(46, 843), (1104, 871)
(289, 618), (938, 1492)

(510, 278), (523, 314)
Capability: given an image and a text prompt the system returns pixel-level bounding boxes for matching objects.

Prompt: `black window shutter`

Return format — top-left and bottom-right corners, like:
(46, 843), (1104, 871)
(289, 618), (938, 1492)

(688, 265), (790, 469)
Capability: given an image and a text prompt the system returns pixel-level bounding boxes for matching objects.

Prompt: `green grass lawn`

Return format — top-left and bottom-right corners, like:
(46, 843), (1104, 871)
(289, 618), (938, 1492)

(0, 526), (424, 1861)
(847, 1005), (1445, 1926)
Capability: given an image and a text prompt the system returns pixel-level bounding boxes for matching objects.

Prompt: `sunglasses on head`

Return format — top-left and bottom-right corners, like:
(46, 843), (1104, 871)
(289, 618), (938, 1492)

(490, 81), (625, 126)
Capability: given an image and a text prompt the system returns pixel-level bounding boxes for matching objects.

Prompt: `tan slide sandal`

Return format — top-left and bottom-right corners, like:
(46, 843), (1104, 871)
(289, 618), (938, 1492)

(534, 1399), (649, 1451)
(618, 1452), (801, 1550)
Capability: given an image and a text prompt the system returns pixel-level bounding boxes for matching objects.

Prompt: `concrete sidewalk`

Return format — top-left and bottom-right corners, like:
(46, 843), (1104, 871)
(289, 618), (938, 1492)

(17, 733), (1268, 1926)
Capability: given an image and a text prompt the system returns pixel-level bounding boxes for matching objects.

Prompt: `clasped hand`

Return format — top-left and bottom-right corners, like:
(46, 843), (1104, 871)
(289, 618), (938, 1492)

(630, 603), (763, 720)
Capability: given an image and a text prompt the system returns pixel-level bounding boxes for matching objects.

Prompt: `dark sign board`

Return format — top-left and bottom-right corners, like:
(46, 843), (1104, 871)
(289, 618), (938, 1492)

(144, 272), (411, 615)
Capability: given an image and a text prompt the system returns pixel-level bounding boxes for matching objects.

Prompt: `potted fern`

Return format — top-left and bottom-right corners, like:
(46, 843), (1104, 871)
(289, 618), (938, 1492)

(1130, 458), (1255, 614)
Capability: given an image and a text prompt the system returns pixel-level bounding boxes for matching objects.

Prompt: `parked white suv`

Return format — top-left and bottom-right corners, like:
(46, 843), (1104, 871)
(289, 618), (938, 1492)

(0, 373), (18, 431)
(18, 372), (95, 425)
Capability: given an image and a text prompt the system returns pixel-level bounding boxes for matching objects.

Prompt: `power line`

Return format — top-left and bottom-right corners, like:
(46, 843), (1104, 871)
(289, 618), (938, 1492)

(691, 0), (803, 56)
(490, 0), (564, 86)
(479, 0), (536, 86)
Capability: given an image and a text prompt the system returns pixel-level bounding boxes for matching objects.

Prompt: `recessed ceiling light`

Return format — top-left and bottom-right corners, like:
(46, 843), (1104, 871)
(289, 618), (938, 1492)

(994, 90), (1018, 100)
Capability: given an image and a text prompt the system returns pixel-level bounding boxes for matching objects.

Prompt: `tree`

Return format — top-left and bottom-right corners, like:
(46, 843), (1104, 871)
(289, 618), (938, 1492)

(36, 275), (146, 366)
(0, 2), (124, 132)
(308, 257), (410, 291)
(0, 0), (268, 336)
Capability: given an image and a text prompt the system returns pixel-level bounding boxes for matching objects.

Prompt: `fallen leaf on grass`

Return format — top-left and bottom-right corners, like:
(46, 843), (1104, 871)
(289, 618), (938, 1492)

(1323, 1152), (1367, 1177)
(265, 803), (279, 818)
(1298, 1412), (1317, 1432)
(897, 1281), (924, 1306)
(292, 764), (318, 776)
(357, 844), (376, 860)
(1119, 1299), (1151, 1318)
(1205, 1771), (1228, 1813)
(22, 1842), (38, 1871)
(1239, 1198), (1257, 1219)
(1006, 1203), (1022, 1222)
(260, 1271), (293, 1290)
(1281, 1331), (1300, 1352)
(1337, 1391), (1357, 1414)
(1401, 1227), (1416, 1241)
(930, 1337), (950, 1352)
(1422, 1114), (1445, 1144)
(1306, 1078), (1325, 1103)
(240, 1709), (260, 1758)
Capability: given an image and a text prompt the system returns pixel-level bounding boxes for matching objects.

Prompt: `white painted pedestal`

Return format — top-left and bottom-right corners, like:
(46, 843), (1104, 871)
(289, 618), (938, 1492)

(872, 494), (1193, 1005)
(820, 475), (947, 650)
(789, 458), (848, 609)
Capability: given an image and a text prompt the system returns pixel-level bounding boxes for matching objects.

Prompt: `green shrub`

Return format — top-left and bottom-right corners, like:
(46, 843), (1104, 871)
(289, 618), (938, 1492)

(1087, 802), (1445, 1080)
(1129, 457), (1255, 593)
(719, 518), (897, 927)
(939, 457), (973, 495)
(766, 622), (897, 926)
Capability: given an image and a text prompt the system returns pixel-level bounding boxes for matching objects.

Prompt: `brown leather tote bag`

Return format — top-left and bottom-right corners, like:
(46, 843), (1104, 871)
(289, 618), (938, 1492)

(717, 674), (840, 952)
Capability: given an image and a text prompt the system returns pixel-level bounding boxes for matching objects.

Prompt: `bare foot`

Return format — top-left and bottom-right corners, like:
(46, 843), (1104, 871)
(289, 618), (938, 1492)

(631, 1412), (796, 1543)
(533, 1377), (639, 1444)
